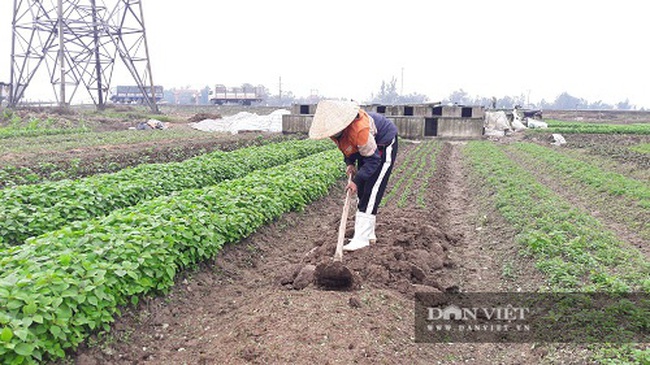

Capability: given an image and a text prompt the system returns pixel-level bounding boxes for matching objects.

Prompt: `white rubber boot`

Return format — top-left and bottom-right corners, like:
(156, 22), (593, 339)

(343, 211), (372, 251)
(368, 214), (377, 244)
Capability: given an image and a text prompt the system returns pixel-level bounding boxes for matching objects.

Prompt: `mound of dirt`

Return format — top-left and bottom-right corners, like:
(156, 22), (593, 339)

(283, 209), (454, 295)
(187, 113), (222, 123)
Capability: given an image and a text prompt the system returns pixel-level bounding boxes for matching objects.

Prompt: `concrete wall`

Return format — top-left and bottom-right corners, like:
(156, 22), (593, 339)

(281, 103), (485, 139)
(437, 117), (484, 138)
(290, 104), (317, 115)
(365, 104), (440, 117)
(391, 116), (426, 139)
(282, 114), (312, 134)
(432, 105), (461, 117)
(380, 105), (432, 117)
(470, 106), (485, 119)
(430, 105), (485, 119)
(290, 103), (449, 118)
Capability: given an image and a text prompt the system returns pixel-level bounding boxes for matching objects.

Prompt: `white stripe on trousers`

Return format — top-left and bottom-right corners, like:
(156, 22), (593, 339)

(364, 137), (395, 214)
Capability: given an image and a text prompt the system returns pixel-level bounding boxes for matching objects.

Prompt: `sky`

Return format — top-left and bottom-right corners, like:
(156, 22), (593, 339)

(1, 0), (648, 108)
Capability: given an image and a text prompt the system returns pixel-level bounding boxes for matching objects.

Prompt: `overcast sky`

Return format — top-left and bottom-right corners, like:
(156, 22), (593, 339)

(1, 0), (648, 107)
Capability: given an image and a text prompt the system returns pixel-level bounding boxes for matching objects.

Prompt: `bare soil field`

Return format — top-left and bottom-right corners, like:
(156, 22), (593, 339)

(543, 109), (650, 123)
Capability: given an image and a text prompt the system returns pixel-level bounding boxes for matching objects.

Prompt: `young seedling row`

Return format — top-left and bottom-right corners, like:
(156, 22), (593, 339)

(0, 139), (334, 246)
(465, 141), (649, 292)
(0, 149), (343, 363)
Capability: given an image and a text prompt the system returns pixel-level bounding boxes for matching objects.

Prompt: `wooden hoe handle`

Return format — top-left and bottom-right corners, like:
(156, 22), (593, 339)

(334, 175), (353, 262)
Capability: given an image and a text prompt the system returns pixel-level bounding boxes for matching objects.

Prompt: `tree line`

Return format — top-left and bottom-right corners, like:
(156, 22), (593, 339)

(436, 89), (637, 110)
(368, 79), (637, 110)
(160, 80), (639, 110)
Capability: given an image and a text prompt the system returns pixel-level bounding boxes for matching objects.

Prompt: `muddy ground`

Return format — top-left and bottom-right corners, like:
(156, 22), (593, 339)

(64, 141), (592, 365)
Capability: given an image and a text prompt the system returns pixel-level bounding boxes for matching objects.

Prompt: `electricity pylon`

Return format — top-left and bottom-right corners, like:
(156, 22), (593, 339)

(8, 0), (158, 112)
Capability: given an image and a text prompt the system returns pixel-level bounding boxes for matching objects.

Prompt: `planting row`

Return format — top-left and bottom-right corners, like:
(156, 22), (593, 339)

(562, 147), (650, 183)
(535, 120), (650, 135)
(560, 134), (650, 176)
(380, 141), (441, 208)
(0, 149), (344, 364)
(464, 141), (650, 292)
(398, 141), (441, 208)
(412, 142), (442, 209)
(506, 142), (650, 241)
(0, 128), (214, 156)
(467, 143), (650, 365)
(0, 113), (90, 140)
(0, 134), (295, 189)
(512, 143), (650, 208)
(0, 126), (90, 140)
(0, 139), (334, 246)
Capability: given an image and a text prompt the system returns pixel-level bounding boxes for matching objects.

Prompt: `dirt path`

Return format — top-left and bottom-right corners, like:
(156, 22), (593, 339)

(433, 141), (500, 292)
(68, 141), (556, 365)
(445, 142), (549, 293)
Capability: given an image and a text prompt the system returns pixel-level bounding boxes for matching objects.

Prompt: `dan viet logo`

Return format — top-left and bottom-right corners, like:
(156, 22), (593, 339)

(416, 292), (648, 343)
(426, 304), (531, 332)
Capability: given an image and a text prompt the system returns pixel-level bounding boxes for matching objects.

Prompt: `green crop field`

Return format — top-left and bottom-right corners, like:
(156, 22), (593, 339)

(0, 109), (648, 364)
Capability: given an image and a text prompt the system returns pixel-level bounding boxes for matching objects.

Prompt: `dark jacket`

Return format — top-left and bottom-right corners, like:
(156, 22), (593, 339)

(343, 112), (398, 186)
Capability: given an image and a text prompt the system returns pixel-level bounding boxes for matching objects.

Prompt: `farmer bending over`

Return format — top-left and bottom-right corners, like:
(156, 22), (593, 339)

(309, 100), (398, 251)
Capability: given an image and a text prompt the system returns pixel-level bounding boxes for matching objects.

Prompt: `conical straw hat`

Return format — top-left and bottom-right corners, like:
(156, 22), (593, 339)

(308, 100), (360, 139)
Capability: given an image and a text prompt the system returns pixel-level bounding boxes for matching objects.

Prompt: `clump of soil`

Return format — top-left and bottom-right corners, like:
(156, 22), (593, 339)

(313, 261), (356, 289)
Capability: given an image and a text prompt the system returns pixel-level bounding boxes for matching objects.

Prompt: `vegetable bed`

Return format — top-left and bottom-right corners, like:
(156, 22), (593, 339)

(0, 149), (343, 364)
(0, 139), (333, 246)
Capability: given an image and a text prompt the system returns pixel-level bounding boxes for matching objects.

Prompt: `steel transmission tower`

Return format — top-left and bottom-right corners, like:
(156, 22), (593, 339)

(8, 0), (158, 112)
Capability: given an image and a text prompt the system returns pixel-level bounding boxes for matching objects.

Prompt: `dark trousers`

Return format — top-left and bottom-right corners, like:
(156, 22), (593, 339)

(357, 136), (398, 215)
